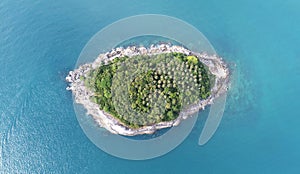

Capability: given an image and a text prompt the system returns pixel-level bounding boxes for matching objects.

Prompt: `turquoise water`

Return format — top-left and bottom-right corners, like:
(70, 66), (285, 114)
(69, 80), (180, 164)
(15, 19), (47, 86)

(1, 0), (300, 173)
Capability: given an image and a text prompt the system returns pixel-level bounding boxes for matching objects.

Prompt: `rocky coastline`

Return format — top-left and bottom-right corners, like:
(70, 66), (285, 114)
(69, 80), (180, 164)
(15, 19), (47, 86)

(66, 44), (229, 136)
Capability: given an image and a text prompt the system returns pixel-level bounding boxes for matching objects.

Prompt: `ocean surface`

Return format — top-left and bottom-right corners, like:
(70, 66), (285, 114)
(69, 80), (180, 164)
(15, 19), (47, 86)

(1, 0), (300, 173)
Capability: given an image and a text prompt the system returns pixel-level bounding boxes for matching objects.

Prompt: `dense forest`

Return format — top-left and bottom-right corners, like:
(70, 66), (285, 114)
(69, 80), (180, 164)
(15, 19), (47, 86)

(84, 52), (214, 128)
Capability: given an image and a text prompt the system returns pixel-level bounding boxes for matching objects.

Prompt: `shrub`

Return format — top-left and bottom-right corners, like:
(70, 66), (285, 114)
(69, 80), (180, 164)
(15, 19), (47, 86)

(86, 52), (213, 128)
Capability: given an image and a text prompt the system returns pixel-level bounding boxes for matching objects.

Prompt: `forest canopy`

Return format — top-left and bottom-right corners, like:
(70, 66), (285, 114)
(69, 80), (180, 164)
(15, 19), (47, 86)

(84, 52), (214, 128)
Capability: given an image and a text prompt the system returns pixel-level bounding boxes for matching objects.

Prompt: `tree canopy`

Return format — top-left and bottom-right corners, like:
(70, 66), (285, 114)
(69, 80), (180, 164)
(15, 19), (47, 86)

(84, 52), (214, 128)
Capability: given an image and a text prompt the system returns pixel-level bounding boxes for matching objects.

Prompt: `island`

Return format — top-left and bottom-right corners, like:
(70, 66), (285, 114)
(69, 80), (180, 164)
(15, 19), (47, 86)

(66, 44), (229, 136)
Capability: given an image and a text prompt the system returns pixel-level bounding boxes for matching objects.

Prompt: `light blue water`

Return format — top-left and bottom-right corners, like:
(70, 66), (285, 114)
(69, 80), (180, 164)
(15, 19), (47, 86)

(1, 0), (300, 173)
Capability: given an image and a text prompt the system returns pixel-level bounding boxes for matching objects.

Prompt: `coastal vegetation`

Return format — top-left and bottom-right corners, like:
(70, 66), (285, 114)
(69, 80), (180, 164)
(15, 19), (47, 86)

(84, 52), (214, 128)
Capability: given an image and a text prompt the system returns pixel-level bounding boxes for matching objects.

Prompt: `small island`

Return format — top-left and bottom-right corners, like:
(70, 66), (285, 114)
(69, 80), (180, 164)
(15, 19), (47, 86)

(66, 44), (229, 136)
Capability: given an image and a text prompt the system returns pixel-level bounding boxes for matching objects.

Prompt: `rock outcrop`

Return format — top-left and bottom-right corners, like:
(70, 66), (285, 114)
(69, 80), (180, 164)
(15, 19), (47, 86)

(66, 44), (229, 136)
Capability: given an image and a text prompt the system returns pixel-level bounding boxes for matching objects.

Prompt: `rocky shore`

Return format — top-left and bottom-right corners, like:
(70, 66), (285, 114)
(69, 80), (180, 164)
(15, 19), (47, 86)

(66, 44), (229, 136)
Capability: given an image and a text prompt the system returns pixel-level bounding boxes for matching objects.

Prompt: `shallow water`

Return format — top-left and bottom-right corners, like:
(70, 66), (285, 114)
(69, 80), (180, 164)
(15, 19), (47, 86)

(1, 0), (300, 173)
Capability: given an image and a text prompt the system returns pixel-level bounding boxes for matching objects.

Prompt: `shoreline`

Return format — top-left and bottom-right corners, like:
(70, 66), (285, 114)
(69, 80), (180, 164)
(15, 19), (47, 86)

(66, 44), (229, 136)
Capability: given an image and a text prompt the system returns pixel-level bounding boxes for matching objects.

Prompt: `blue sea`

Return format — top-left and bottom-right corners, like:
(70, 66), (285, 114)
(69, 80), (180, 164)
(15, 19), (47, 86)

(1, 0), (300, 173)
